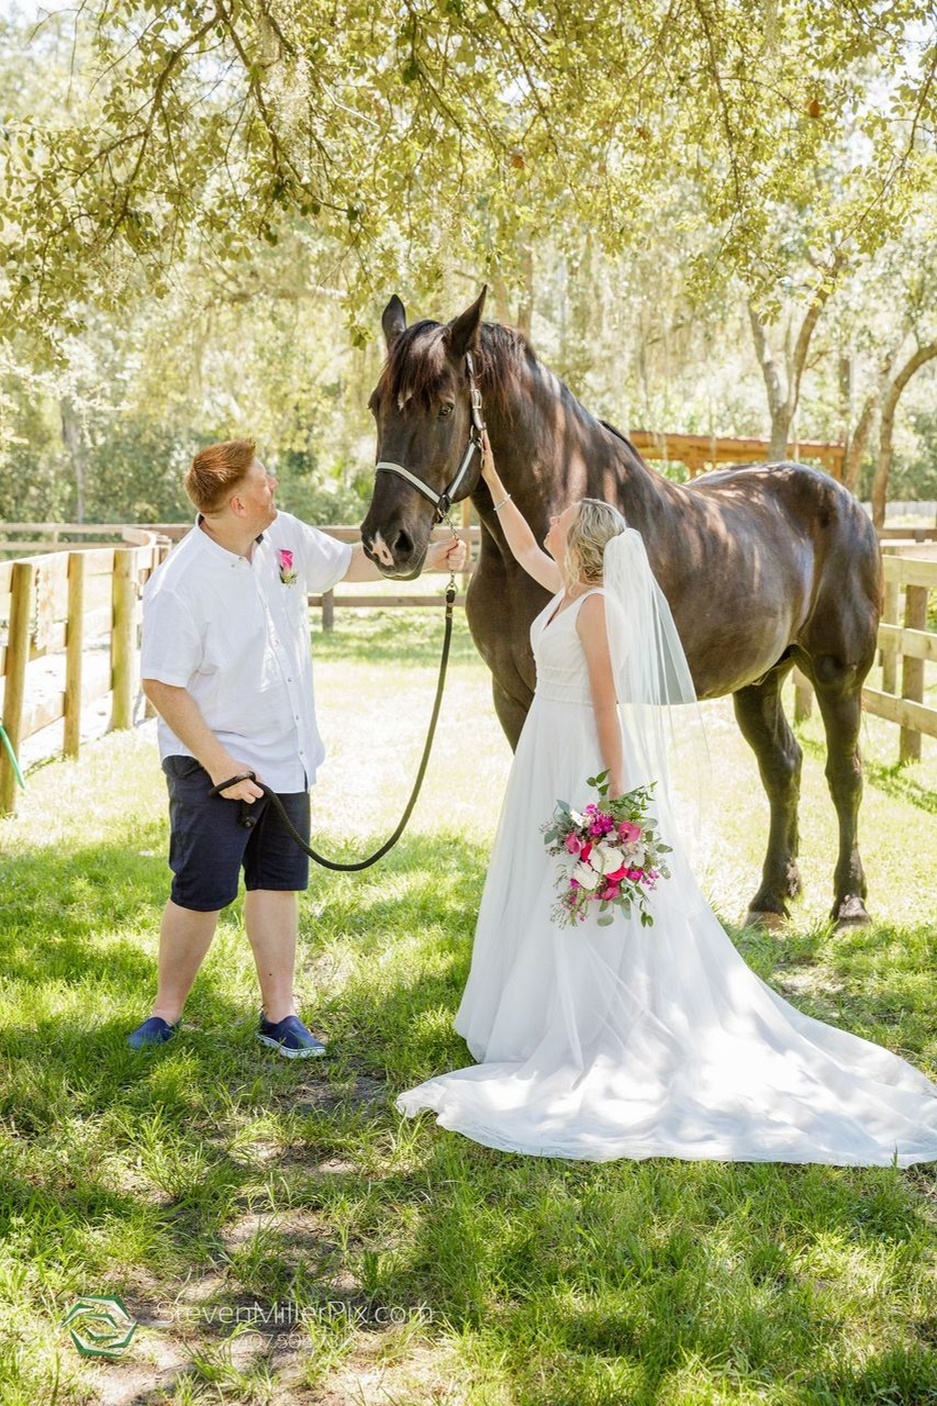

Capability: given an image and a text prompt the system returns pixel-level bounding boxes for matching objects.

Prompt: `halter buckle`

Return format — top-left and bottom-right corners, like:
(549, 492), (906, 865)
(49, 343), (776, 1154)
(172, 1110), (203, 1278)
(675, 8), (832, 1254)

(470, 385), (485, 429)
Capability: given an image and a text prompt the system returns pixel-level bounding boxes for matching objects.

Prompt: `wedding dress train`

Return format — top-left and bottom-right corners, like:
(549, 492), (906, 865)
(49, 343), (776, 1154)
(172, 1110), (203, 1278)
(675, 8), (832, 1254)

(397, 586), (937, 1165)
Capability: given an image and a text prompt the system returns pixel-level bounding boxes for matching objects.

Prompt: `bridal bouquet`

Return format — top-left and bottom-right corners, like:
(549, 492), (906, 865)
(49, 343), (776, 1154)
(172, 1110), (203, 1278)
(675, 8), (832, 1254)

(542, 771), (672, 929)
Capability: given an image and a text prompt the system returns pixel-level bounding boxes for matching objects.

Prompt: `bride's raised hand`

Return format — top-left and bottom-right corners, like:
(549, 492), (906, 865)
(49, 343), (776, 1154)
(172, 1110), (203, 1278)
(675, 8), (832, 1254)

(480, 429), (498, 487)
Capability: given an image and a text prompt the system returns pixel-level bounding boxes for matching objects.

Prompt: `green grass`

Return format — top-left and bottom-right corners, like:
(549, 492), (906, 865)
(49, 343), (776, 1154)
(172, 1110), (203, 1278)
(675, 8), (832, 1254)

(1, 609), (936, 1405)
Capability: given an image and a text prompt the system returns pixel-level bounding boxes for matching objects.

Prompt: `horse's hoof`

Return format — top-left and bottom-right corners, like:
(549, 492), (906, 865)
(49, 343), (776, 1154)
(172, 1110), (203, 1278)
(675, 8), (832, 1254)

(831, 895), (871, 930)
(744, 909), (786, 931)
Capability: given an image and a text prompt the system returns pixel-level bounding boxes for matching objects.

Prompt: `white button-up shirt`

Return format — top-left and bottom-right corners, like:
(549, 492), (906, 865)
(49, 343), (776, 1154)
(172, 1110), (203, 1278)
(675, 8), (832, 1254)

(141, 513), (352, 791)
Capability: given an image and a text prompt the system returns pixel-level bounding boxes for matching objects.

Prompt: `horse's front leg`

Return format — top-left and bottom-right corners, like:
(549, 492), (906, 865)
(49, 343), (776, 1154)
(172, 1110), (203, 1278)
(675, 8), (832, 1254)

(732, 669), (803, 927)
(811, 659), (870, 929)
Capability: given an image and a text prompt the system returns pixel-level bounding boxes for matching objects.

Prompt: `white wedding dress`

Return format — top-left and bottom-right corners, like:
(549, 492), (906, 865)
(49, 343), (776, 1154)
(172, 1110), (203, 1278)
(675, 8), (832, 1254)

(397, 583), (937, 1165)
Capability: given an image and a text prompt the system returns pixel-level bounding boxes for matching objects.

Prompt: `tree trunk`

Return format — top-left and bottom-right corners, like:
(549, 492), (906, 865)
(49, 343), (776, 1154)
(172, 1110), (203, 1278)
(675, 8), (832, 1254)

(842, 349), (899, 493)
(491, 245), (534, 334)
(834, 353), (852, 482)
(748, 260), (841, 463)
(748, 305), (790, 458)
(491, 274), (513, 326)
(842, 390), (877, 493)
(871, 341), (937, 530)
(60, 398), (88, 523)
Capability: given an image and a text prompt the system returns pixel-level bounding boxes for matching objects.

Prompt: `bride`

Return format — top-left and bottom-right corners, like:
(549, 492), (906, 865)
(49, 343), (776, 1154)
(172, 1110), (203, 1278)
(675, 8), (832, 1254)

(397, 438), (937, 1166)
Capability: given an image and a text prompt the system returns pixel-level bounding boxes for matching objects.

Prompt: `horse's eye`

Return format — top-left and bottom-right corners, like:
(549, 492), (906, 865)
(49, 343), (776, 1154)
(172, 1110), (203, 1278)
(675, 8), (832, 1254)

(438, 402), (454, 419)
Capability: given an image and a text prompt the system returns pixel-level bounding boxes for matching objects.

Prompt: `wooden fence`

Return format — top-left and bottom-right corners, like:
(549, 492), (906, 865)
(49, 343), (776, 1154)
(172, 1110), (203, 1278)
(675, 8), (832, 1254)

(2, 524), (935, 815)
(862, 545), (937, 764)
(0, 522), (168, 558)
(0, 531), (168, 814)
(878, 525), (937, 544)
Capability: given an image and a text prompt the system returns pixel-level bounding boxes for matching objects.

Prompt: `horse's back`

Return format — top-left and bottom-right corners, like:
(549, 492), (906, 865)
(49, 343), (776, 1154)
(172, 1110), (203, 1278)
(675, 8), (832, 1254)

(686, 460), (878, 567)
(685, 459), (881, 667)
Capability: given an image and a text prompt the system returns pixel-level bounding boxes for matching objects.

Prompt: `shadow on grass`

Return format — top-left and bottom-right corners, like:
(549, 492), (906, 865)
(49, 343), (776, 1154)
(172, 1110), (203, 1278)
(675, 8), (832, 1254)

(0, 828), (484, 1118)
(793, 1345), (937, 1405)
(863, 757), (937, 816)
(270, 1129), (937, 1406)
(800, 729), (937, 817)
(3, 822), (937, 1406)
(0, 831), (485, 1303)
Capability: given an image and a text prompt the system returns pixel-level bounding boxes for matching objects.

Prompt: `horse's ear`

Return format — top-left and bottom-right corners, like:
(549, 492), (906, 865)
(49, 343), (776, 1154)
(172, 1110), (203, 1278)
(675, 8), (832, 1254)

(382, 295), (407, 352)
(445, 286), (488, 360)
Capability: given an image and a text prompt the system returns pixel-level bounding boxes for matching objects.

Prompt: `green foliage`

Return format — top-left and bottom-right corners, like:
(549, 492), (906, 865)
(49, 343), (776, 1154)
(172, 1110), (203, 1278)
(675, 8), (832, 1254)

(855, 407), (937, 503)
(899, 410), (937, 501)
(2, 4), (937, 517)
(2, 3), (936, 349)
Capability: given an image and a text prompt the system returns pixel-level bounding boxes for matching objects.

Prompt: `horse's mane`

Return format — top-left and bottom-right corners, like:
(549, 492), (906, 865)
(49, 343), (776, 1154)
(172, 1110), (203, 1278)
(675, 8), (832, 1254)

(376, 319), (534, 417)
(600, 418), (645, 463)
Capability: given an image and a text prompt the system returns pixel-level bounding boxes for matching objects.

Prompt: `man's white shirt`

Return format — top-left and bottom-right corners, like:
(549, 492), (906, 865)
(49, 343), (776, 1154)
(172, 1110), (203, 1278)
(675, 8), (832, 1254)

(141, 513), (353, 791)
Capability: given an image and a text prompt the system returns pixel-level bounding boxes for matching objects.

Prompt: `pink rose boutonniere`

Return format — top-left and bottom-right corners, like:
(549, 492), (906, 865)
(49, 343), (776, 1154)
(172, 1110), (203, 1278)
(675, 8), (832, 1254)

(276, 548), (297, 585)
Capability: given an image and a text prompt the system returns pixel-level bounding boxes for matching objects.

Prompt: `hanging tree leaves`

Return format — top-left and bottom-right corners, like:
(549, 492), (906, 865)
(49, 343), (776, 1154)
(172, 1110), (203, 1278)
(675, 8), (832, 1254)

(1, 0), (935, 354)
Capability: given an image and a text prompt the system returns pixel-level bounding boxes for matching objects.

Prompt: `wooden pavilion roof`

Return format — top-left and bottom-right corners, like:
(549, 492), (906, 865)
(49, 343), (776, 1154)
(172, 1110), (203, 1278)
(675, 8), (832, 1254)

(628, 430), (844, 479)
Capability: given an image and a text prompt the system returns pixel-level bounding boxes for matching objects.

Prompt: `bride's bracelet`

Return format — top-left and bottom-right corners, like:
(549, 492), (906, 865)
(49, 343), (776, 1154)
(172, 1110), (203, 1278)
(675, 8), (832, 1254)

(493, 493), (512, 513)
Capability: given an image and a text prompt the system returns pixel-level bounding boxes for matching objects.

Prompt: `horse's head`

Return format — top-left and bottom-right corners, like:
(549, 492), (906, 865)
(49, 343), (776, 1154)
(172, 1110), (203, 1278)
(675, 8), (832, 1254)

(361, 288), (487, 578)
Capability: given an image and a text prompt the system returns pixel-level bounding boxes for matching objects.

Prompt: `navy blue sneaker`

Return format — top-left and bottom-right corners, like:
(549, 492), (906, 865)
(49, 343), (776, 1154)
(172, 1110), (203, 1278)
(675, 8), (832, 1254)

(127, 1016), (178, 1049)
(258, 1013), (327, 1060)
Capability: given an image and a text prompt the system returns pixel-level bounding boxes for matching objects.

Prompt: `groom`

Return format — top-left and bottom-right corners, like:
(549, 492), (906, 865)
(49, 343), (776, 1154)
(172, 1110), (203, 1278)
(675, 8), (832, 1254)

(129, 438), (466, 1058)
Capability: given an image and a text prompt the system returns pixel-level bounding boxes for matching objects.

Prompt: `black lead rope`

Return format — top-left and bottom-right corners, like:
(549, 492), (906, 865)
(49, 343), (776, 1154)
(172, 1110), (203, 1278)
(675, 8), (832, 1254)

(207, 582), (458, 872)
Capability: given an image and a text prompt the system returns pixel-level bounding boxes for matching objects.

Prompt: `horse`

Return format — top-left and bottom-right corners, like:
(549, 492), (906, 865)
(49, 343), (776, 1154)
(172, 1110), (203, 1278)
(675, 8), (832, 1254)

(360, 288), (883, 929)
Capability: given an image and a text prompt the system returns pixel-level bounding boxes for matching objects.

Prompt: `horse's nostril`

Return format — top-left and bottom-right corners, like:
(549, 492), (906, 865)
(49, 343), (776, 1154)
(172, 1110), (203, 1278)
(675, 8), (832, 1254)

(394, 530), (413, 559)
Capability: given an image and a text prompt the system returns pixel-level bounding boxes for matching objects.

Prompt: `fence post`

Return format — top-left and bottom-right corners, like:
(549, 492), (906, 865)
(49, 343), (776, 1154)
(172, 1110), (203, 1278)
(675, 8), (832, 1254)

(111, 549), (136, 731)
(64, 551), (86, 758)
(322, 589), (335, 632)
(881, 572), (900, 695)
(141, 542), (169, 719)
(899, 583), (928, 764)
(793, 667), (813, 722)
(1, 561), (34, 815)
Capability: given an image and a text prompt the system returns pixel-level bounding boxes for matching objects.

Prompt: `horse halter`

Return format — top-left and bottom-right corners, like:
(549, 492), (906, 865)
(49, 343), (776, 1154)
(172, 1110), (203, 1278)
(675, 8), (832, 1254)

(375, 351), (486, 526)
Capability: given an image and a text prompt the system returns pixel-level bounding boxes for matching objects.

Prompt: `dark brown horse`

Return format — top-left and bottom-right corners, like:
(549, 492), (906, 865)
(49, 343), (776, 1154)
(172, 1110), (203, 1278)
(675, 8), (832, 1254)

(361, 289), (882, 928)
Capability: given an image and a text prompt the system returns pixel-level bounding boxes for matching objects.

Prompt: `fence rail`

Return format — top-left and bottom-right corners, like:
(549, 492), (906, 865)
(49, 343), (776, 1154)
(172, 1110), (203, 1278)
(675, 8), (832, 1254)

(862, 546), (937, 764)
(0, 522), (165, 557)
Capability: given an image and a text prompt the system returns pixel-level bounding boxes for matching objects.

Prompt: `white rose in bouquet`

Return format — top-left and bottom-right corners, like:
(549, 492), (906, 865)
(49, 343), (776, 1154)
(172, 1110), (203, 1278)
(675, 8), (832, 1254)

(592, 845), (625, 875)
(572, 860), (601, 890)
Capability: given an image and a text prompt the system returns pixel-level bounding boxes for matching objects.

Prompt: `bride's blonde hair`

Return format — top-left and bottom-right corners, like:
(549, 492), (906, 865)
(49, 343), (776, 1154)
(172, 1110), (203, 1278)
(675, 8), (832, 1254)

(565, 498), (628, 584)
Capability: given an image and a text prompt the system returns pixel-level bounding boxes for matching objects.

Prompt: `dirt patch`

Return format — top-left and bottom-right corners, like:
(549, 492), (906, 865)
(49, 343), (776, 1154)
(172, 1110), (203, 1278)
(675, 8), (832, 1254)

(287, 1074), (390, 1117)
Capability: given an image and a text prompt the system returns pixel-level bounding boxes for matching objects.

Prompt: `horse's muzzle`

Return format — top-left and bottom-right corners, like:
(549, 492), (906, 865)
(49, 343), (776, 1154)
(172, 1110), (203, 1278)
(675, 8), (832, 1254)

(361, 521), (426, 579)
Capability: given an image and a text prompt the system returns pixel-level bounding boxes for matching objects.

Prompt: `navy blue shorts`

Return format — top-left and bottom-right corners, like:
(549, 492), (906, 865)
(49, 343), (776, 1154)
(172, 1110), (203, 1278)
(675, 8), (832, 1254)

(163, 756), (310, 912)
